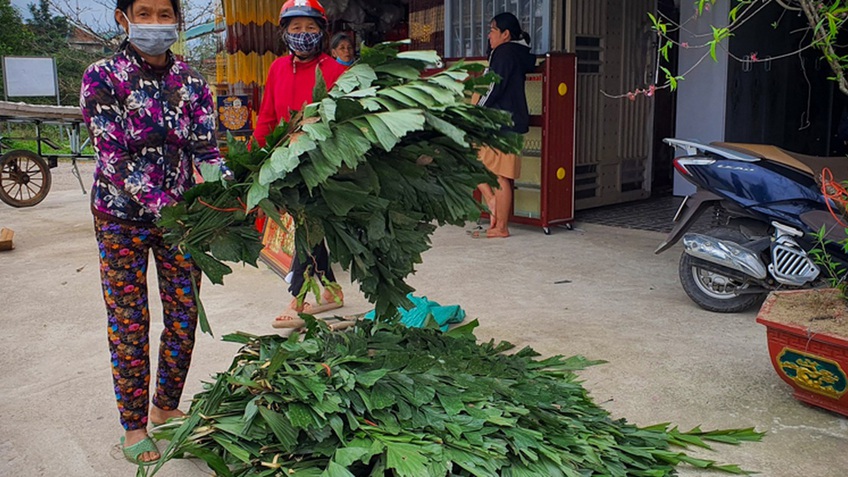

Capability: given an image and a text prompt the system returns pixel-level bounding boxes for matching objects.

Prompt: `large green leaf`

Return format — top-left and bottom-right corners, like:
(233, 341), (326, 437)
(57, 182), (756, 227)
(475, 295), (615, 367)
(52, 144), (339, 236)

(397, 49), (442, 66)
(320, 180), (373, 216)
(302, 121), (333, 142)
(385, 442), (430, 477)
(211, 434), (253, 464)
(333, 64), (378, 95)
(185, 244), (232, 285)
(321, 461), (356, 477)
(246, 181), (269, 211)
(198, 162), (223, 182)
(363, 115), (398, 151)
(424, 111), (468, 147)
(368, 110), (426, 151)
(332, 446), (376, 467)
(320, 98), (337, 123)
(258, 406), (299, 451)
(209, 231), (244, 263)
(374, 62), (421, 79)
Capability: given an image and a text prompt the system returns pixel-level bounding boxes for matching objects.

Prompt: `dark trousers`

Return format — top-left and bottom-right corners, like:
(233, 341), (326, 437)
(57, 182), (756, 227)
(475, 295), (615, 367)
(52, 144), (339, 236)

(288, 242), (336, 296)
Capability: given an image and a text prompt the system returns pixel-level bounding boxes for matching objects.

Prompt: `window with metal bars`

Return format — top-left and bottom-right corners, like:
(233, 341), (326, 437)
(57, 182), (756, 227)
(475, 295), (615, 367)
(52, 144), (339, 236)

(444, 0), (551, 58)
(575, 36), (602, 74)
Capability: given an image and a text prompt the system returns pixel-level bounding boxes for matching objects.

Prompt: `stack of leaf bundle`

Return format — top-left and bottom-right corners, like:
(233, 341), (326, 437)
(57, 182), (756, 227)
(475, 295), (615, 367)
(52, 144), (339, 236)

(159, 42), (522, 327)
(146, 319), (762, 476)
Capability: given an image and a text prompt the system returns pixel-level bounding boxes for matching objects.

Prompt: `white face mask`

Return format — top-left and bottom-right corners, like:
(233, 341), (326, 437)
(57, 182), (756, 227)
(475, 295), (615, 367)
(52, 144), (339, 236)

(122, 12), (178, 56)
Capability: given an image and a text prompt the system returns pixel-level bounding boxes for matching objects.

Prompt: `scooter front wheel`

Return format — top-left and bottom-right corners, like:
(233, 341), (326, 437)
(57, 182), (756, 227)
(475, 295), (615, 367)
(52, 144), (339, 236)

(678, 253), (764, 313)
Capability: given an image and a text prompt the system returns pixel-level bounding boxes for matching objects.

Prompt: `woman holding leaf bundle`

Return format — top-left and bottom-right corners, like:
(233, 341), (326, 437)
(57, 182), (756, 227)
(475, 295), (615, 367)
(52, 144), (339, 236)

(253, 0), (348, 327)
(474, 12), (536, 239)
(79, 0), (229, 466)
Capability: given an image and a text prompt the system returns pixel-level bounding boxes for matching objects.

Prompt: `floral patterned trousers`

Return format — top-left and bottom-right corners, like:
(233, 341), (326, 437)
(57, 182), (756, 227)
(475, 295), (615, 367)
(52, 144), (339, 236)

(94, 216), (201, 431)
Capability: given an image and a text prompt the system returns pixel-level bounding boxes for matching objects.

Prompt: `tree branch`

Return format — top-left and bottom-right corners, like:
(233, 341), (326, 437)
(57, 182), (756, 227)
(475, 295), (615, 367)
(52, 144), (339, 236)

(797, 0), (848, 96)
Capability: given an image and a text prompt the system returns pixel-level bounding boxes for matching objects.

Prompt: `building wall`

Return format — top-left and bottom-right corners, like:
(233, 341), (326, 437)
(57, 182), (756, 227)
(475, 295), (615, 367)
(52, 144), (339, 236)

(724, 2), (843, 156)
(672, 1), (729, 196)
(571, 0), (656, 209)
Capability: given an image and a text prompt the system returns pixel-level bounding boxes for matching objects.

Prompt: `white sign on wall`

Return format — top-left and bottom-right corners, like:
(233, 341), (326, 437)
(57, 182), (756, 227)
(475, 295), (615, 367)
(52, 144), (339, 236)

(2, 56), (58, 98)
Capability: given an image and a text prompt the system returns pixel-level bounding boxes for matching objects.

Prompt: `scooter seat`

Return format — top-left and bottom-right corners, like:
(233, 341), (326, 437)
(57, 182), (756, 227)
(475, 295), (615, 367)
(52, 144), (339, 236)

(715, 142), (848, 183)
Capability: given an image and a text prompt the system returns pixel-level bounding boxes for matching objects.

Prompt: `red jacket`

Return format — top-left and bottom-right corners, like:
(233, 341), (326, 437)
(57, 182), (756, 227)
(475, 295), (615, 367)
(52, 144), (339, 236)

(253, 53), (347, 146)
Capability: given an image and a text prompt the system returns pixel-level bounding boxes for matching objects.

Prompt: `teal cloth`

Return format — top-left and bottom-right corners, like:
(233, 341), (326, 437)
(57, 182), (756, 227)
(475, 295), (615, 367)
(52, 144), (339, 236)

(364, 294), (465, 331)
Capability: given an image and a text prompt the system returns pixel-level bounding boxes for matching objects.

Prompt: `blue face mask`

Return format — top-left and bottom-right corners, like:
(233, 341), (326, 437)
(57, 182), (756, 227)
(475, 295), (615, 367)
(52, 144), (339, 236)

(123, 12), (178, 56)
(336, 57), (354, 66)
(285, 31), (323, 56)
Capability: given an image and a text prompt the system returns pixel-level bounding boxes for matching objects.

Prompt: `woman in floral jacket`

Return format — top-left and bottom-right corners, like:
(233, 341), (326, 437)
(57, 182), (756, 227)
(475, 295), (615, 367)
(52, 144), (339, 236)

(80, 0), (225, 466)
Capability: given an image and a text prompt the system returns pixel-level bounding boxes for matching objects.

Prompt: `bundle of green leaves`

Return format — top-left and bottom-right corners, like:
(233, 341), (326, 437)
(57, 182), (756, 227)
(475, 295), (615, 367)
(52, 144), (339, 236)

(145, 320), (762, 477)
(158, 42), (522, 329)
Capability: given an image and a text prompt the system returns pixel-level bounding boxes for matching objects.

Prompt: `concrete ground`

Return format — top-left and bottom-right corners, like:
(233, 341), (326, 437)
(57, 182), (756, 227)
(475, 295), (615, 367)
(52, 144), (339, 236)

(1, 161), (846, 477)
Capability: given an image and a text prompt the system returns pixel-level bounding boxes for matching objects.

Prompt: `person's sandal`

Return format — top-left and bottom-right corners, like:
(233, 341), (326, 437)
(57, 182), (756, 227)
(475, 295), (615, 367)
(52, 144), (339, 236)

(272, 312), (307, 329)
(120, 436), (160, 465)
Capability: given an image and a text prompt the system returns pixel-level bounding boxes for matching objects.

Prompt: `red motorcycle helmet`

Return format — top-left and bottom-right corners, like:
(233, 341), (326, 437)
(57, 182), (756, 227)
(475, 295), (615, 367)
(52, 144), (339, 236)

(279, 0), (327, 26)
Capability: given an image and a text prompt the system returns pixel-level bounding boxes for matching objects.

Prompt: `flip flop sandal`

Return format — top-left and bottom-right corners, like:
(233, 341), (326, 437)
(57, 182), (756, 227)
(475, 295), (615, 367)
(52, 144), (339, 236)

(272, 312), (307, 329)
(272, 299), (346, 329)
(465, 225), (485, 235)
(120, 436), (160, 465)
(329, 320), (357, 331)
(306, 301), (344, 314)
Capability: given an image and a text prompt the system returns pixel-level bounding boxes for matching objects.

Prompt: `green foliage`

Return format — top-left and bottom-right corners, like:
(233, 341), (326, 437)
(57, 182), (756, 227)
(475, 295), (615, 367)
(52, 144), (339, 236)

(649, 1), (848, 97)
(697, 0), (714, 15)
(160, 43), (519, 322)
(809, 226), (848, 293)
(144, 321), (763, 477)
(0, 0), (33, 56)
(0, 0), (104, 105)
(660, 67), (683, 91)
(708, 26), (732, 63)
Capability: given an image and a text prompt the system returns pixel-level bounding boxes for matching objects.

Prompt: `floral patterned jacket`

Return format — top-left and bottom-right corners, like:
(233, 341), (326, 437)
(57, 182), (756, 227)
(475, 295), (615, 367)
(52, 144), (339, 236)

(80, 44), (222, 223)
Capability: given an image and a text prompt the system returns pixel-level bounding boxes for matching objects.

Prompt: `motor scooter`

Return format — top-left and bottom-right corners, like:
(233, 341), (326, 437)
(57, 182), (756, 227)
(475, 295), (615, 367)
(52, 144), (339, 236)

(656, 138), (848, 312)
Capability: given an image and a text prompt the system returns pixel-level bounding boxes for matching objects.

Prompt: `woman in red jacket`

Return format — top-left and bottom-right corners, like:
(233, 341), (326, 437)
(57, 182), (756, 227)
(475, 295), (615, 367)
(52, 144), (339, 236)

(254, 0), (347, 326)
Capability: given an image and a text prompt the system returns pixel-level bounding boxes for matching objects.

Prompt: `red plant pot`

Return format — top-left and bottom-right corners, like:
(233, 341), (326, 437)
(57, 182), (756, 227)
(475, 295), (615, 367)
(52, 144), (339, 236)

(757, 290), (848, 417)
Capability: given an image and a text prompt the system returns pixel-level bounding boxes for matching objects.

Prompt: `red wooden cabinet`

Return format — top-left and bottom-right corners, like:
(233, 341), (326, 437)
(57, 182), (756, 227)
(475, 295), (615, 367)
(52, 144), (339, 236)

(512, 52), (576, 234)
(476, 52), (577, 234)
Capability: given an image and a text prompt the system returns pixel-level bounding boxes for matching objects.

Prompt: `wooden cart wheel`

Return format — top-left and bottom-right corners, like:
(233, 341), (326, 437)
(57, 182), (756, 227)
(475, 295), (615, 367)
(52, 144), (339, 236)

(0, 149), (52, 207)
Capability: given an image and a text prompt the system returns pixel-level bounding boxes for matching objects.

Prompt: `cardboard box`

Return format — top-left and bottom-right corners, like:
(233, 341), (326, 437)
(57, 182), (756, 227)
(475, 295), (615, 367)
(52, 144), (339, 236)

(0, 228), (14, 251)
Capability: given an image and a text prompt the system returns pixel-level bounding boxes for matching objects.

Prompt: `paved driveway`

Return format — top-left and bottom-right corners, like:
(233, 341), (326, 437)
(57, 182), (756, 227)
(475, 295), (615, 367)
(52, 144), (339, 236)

(0, 162), (845, 476)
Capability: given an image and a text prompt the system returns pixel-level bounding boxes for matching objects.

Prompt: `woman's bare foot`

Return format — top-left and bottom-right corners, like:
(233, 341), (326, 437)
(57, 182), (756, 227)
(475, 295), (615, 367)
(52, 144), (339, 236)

(149, 405), (185, 426)
(322, 286), (343, 305)
(485, 198), (497, 227)
(124, 429), (159, 463)
(273, 311), (305, 327)
(470, 228), (509, 239)
(288, 297), (306, 312)
(477, 183), (497, 227)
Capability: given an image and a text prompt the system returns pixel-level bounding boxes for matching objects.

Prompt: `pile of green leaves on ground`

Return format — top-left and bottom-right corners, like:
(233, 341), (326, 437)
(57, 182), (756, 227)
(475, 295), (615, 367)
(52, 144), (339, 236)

(158, 42), (521, 327)
(145, 319), (762, 477)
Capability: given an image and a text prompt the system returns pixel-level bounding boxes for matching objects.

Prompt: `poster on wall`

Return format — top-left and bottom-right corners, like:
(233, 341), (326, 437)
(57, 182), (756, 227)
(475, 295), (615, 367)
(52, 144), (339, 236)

(217, 95), (252, 138)
(259, 213), (295, 278)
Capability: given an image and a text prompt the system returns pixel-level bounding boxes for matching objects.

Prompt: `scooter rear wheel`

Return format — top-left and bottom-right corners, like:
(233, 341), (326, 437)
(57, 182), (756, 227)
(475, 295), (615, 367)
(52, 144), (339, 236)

(678, 227), (765, 313)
